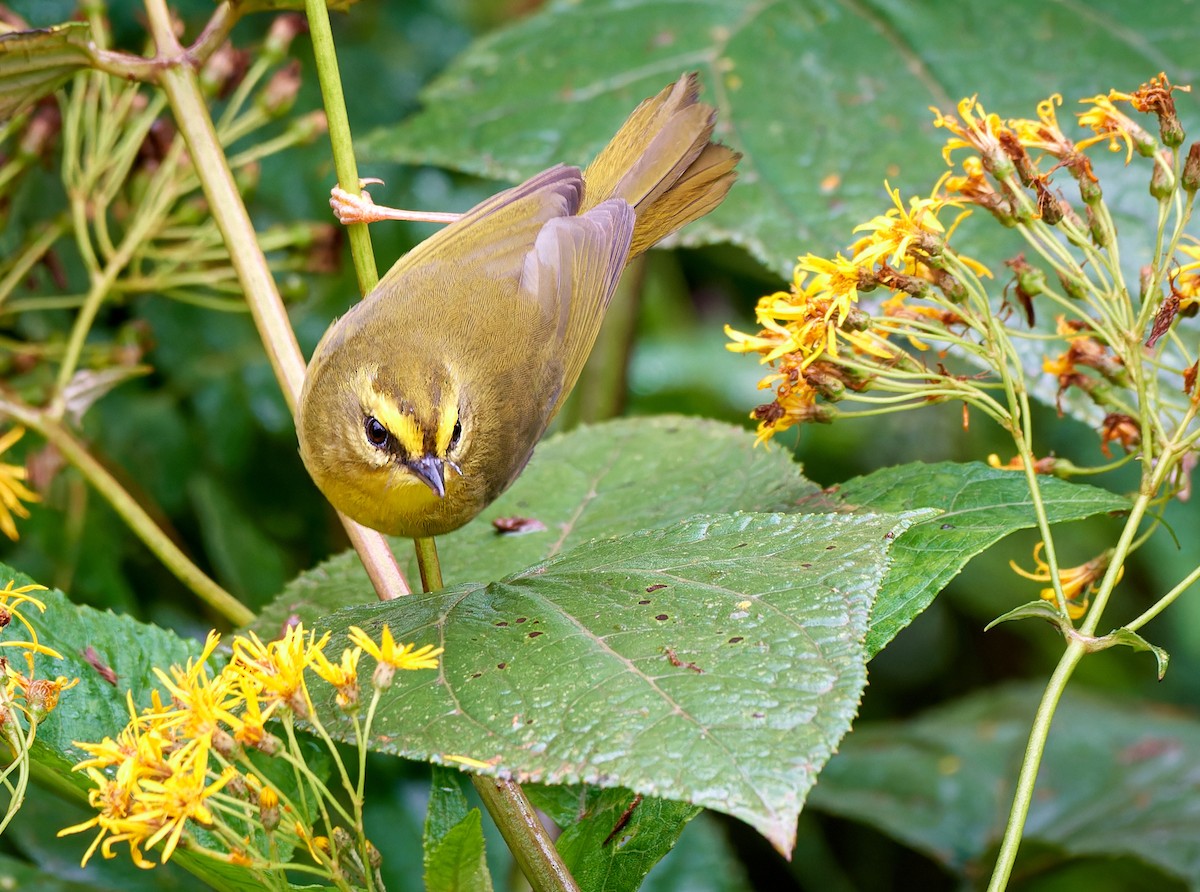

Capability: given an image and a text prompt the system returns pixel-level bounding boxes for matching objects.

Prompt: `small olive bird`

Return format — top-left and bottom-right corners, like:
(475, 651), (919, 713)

(297, 73), (739, 537)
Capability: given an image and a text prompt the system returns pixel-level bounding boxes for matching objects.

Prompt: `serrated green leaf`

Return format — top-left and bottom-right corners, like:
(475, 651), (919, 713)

(424, 765), (493, 892)
(809, 683), (1200, 887)
(425, 765), (473, 850)
(0, 23), (93, 121)
(311, 510), (925, 857)
(833, 462), (1131, 656)
(424, 807), (493, 892)
(256, 416), (819, 633)
(357, 0), (1200, 278)
(642, 812), (751, 892)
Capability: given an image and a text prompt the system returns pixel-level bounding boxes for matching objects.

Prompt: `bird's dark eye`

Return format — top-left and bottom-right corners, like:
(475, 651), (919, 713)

(364, 416), (390, 449)
(449, 418), (463, 449)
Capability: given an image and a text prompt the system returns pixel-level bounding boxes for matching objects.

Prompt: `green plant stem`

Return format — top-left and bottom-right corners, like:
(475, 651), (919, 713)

(474, 777), (581, 892)
(1125, 562), (1200, 632)
(989, 466), (1165, 887)
(413, 536), (441, 592)
(412, 535), (577, 892)
(142, 0), (410, 600)
(301, 7), (576, 887)
(0, 398), (251, 626)
(0, 215), (70, 310)
(986, 640), (1085, 891)
(304, 0), (377, 295)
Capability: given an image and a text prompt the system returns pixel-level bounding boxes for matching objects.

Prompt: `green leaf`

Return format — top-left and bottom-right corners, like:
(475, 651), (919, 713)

(0, 567), (201, 784)
(424, 807), (493, 892)
(833, 462), (1131, 657)
(1101, 628), (1170, 680)
(984, 599), (1066, 631)
(526, 784), (702, 892)
(256, 416), (818, 632)
(357, 0), (1200, 278)
(808, 683), (1200, 887)
(312, 509), (925, 857)
(424, 765), (493, 892)
(642, 812), (751, 892)
(0, 23), (93, 121)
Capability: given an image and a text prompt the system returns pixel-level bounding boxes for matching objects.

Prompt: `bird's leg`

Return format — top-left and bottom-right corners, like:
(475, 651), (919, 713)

(329, 178), (463, 226)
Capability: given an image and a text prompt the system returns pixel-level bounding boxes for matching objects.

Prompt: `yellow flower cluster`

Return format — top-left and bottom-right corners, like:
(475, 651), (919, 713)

(59, 622), (441, 873)
(728, 73), (1198, 446)
(726, 183), (988, 442)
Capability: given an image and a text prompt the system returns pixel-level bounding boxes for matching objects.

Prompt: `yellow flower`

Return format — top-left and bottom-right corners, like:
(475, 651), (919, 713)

(0, 427), (39, 541)
(59, 765), (156, 868)
(225, 676), (280, 753)
(348, 625), (442, 689)
(152, 631), (242, 742)
(230, 624), (329, 718)
(0, 580), (63, 675)
(931, 96), (1010, 168)
(851, 179), (969, 268)
(1008, 94), (1076, 159)
(1076, 92), (1156, 161)
(1010, 543), (1120, 619)
(136, 738), (236, 864)
(312, 645), (362, 711)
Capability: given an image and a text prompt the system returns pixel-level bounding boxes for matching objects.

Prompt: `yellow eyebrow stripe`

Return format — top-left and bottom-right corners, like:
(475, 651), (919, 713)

(433, 385), (460, 455)
(353, 372), (424, 455)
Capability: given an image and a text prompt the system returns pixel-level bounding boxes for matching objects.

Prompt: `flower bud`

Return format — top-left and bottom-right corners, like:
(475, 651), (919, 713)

(1150, 151), (1175, 199)
(263, 14), (307, 63)
(259, 787), (280, 832)
(1182, 142), (1200, 193)
(199, 45), (248, 100)
(257, 60), (301, 118)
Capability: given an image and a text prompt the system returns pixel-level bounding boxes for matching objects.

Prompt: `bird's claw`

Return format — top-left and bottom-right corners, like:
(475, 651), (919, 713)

(329, 180), (386, 225)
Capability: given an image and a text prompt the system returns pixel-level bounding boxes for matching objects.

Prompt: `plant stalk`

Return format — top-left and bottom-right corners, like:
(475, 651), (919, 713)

(0, 398), (251, 626)
(411, 534), (578, 892)
(143, 0), (409, 600)
(986, 640), (1084, 890)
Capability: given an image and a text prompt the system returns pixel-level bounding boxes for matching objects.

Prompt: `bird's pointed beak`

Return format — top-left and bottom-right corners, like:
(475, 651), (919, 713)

(406, 454), (446, 498)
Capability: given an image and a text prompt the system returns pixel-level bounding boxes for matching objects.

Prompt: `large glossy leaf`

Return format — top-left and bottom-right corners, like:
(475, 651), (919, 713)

(256, 416), (819, 633)
(809, 684), (1200, 888)
(357, 0), (1200, 278)
(833, 461), (1131, 656)
(311, 509), (928, 856)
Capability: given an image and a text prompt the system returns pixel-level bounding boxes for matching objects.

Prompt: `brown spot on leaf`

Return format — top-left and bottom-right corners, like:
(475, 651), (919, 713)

(493, 516), (547, 535)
